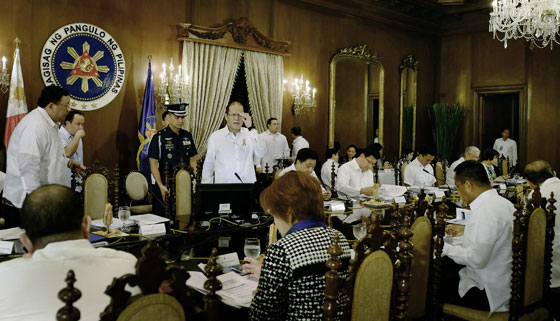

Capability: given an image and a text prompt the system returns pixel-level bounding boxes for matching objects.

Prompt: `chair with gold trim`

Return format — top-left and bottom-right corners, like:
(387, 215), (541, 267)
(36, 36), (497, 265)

(435, 161), (444, 186)
(99, 242), (224, 321)
(173, 159), (193, 226)
(324, 215), (412, 321)
(125, 171), (152, 215)
(401, 163), (409, 186)
(83, 161), (118, 220)
(406, 215), (432, 321)
(434, 187), (555, 321)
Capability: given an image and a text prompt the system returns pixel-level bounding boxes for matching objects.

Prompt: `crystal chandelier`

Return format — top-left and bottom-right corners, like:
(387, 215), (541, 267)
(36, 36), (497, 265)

(489, 0), (560, 49)
(158, 58), (191, 106)
(284, 75), (316, 116)
(0, 56), (9, 94)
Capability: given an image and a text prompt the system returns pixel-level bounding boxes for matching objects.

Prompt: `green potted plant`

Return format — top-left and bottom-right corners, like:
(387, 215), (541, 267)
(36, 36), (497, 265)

(428, 103), (464, 161)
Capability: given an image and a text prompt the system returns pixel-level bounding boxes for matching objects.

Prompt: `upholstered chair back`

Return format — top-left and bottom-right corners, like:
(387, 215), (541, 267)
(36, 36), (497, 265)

(84, 173), (108, 220)
(407, 216), (432, 320)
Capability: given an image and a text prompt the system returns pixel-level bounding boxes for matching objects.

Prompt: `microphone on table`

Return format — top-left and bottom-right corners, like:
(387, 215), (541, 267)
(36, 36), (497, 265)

(235, 172), (245, 183)
(422, 169), (453, 195)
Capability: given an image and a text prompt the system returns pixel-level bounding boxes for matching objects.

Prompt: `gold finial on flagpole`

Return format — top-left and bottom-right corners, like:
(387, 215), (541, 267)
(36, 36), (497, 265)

(14, 37), (21, 48)
(148, 55), (152, 63)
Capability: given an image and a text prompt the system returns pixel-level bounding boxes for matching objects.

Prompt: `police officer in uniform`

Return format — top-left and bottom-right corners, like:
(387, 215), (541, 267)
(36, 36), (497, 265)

(148, 103), (198, 217)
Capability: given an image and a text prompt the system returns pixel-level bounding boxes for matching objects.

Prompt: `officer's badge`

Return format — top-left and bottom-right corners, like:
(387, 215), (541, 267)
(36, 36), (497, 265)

(40, 23), (125, 111)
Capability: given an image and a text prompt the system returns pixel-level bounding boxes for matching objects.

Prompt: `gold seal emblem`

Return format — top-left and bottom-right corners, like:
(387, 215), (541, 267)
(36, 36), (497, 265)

(167, 153), (173, 159)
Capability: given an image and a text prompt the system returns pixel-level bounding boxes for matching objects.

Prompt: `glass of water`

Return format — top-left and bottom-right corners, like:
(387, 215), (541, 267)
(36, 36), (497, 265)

(352, 223), (367, 240)
(244, 238), (261, 259)
(118, 206), (131, 232)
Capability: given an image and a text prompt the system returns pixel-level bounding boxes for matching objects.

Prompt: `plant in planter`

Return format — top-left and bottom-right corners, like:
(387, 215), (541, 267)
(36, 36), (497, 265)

(428, 103), (464, 161)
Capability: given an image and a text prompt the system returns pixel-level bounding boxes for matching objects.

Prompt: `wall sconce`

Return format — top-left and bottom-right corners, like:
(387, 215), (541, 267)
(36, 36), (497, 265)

(284, 75), (316, 116)
(157, 58), (191, 106)
(0, 56), (9, 94)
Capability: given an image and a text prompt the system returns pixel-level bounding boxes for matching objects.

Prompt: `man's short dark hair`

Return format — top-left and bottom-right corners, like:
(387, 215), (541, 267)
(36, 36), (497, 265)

(454, 160), (490, 187)
(20, 184), (84, 244)
(266, 117), (277, 126)
(373, 143), (383, 152)
(291, 126), (302, 136)
(481, 148), (499, 161)
(524, 160), (554, 186)
(64, 110), (84, 124)
(37, 85), (69, 108)
(226, 101), (243, 114)
(325, 148), (338, 159)
(362, 144), (381, 160)
(162, 110), (169, 122)
(296, 148), (318, 163)
(417, 145), (436, 157)
(333, 141), (341, 153)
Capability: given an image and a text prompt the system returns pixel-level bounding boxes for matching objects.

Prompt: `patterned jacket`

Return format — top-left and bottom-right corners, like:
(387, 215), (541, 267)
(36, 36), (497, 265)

(249, 227), (351, 321)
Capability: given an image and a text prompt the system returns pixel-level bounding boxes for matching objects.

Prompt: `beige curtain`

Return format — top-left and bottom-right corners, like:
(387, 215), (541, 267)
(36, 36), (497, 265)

(243, 50), (284, 132)
(181, 41), (242, 156)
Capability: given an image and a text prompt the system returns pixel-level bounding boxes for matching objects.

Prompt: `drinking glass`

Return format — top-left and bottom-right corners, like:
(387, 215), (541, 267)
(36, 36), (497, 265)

(352, 223), (367, 240)
(103, 209), (113, 231)
(118, 206), (131, 232)
(244, 238), (261, 259)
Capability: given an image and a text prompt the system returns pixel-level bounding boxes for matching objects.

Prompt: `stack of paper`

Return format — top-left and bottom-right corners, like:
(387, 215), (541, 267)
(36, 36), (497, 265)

(130, 214), (169, 226)
(186, 271), (257, 308)
(91, 218), (135, 230)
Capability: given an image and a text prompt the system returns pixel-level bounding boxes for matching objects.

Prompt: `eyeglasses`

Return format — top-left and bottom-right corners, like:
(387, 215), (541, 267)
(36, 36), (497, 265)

(227, 113), (244, 119)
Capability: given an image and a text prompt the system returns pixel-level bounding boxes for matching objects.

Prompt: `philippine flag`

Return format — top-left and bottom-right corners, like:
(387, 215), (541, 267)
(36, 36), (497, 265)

(3, 44), (28, 148)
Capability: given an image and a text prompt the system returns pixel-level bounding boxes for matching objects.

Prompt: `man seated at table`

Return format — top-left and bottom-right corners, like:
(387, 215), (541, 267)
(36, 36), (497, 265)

(279, 148), (330, 199)
(442, 160), (515, 313)
(403, 146), (436, 187)
(320, 148), (339, 189)
(0, 184), (137, 321)
(446, 146), (480, 185)
(524, 160), (560, 294)
(335, 144), (380, 198)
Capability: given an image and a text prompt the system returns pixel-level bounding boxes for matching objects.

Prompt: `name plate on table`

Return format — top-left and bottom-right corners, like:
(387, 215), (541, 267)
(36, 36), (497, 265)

(139, 223), (166, 237)
(219, 203), (232, 214)
(394, 196), (407, 204)
(0, 241), (14, 255)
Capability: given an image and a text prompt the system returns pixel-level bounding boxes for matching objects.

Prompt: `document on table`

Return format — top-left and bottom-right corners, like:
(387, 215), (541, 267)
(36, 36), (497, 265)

(91, 218), (135, 229)
(186, 271), (257, 308)
(0, 227), (24, 240)
(130, 214), (169, 226)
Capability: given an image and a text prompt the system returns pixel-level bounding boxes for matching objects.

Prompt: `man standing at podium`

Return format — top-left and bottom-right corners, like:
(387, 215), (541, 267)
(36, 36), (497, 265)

(493, 128), (517, 167)
(202, 101), (266, 183)
(148, 103), (198, 216)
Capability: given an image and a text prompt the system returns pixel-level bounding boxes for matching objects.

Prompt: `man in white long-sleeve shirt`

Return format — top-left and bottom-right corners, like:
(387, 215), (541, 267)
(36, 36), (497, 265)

(336, 145), (380, 198)
(442, 160), (514, 313)
(493, 128), (517, 166)
(403, 146), (436, 187)
(2, 85), (85, 227)
(290, 126), (309, 159)
(321, 148), (339, 189)
(202, 101), (266, 183)
(446, 146), (480, 185)
(59, 110), (86, 190)
(524, 161), (560, 293)
(255, 117), (290, 174)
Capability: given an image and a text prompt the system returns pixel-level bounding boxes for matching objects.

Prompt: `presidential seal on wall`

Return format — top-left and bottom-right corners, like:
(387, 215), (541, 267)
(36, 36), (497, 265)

(40, 23), (125, 111)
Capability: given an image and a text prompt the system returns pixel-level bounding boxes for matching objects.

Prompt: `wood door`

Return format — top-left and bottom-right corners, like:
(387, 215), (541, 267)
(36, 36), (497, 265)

(479, 93), (519, 151)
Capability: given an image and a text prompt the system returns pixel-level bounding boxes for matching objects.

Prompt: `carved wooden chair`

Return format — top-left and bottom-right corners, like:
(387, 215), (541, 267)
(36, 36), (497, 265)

(434, 187), (555, 321)
(82, 161), (119, 219)
(401, 163), (409, 186)
(324, 214), (413, 321)
(99, 242), (224, 321)
(173, 158), (194, 226)
(124, 171), (152, 214)
(406, 215), (432, 321)
(435, 161), (444, 186)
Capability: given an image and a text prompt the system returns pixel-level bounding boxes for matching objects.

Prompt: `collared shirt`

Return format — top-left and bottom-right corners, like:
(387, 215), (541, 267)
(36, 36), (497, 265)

(493, 138), (517, 166)
(202, 127), (266, 183)
(278, 163), (320, 181)
(443, 189), (515, 313)
(59, 126), (83, 189)
(291, 136), (309, 159)
(447, 157), (465, 185)
(0, 239), (137, 321)
(321, 159), (339, 188)
(148, 126), (197, 184)
(335, 159), (373, 198)
(255, 130), (290, 172)
(529, 177), (560, 288)
(403, 158), (436, 187)
(482, 163), (497, 183)
(4, 107), (70, 208)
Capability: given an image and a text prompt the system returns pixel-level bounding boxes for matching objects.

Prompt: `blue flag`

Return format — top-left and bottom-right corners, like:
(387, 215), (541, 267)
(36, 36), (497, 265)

(137, 61), (157, 183)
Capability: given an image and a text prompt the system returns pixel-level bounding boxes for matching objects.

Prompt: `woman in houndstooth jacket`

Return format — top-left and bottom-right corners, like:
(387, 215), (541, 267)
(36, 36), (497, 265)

(245, 171), (352, 321)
